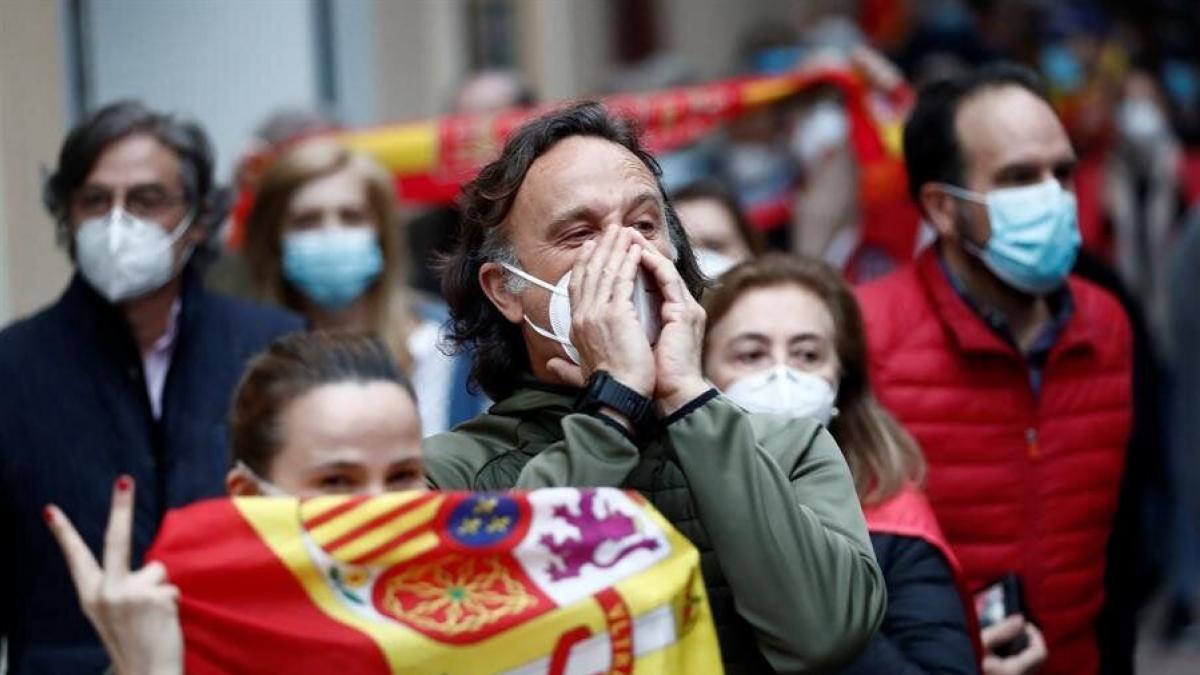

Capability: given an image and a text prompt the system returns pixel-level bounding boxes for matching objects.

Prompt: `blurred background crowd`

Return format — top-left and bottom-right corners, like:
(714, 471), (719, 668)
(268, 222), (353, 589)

(1, 0), (1199, 672)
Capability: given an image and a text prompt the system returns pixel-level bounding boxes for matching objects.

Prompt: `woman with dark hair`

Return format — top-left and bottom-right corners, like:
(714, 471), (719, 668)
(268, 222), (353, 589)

(703, 253), (982, 674)
(242, 139), (485, 435)
(671, 179), (766, 278)
(44, 331), (425, 674)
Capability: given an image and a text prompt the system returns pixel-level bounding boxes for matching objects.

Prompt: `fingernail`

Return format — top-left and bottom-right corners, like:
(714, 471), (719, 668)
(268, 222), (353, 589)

(115, 475), (132, 492)
(43, 505), (55, 524)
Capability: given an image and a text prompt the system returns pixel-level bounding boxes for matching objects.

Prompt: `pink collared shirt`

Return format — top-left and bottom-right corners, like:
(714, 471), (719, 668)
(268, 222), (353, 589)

(141, 300), (181, 420)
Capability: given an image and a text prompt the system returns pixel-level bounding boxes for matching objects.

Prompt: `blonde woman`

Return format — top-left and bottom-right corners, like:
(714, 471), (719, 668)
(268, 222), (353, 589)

(244, 140), (485, 435)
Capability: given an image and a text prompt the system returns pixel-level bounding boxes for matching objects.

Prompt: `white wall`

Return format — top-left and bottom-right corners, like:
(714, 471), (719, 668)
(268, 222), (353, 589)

(84, 0), (324, 180)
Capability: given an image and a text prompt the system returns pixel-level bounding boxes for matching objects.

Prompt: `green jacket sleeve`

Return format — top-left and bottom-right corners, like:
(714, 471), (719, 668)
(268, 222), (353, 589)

(513, 413), (641, 489)
(666, 393), (886, 673)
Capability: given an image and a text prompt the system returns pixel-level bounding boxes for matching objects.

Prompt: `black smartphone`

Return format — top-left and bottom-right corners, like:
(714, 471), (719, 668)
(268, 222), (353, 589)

(973, 573), (1031, 657)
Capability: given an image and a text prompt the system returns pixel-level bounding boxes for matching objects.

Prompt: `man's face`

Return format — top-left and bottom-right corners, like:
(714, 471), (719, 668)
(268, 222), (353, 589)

(489, 136), (675, 344)
(69, 133), (200, 249)
(942, 85), (1077, 247)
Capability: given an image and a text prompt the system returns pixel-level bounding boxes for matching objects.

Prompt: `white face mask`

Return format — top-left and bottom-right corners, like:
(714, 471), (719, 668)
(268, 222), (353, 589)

(693, 248), (737, 280)
(723, 365), (839, 424)
(74, 208), (194, 302)
(501, 264), (662, 365)
(790, 99), (850, 167)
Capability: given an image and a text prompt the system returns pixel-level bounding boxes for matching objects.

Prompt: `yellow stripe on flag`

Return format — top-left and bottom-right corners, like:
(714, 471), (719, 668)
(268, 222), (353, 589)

(339, 122), (439, 175)
(333, 499), (442, 564)
(742, 75), (799, 107)
(361, 530), (440, 568)
(305, 492), (431, 548)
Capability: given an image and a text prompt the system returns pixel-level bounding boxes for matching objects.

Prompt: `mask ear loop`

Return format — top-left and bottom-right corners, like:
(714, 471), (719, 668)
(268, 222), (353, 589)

(234, 460), (288, 497)
(499, 263), (566, 296)
(937, 184), (991, 257)
(500, 263), (576, 348)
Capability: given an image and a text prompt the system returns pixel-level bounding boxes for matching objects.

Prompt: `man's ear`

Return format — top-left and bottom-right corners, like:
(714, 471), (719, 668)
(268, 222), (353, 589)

(919, 183), (960, 242)
(479, 262), (525, 324)
(226, 466), (262, 497)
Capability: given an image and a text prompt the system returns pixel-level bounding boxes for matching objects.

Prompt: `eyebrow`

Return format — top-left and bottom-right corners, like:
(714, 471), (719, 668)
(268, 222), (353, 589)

(78, 181), (172, 192)
(626, 191), (664, 216)
(993, 155), (1077, 181)
(387, 458), (424, 471)
(308, 461), (364, 473)
(544, 190), (664, 239)
(730, 331), (824, 344)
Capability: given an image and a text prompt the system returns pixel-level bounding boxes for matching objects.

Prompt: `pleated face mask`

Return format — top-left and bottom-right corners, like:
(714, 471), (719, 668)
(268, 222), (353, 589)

(501, 264), (663, 365)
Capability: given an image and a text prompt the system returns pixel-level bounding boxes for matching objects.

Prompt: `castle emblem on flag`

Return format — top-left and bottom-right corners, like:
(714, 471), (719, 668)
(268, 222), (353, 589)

(373, 553), (551, 642)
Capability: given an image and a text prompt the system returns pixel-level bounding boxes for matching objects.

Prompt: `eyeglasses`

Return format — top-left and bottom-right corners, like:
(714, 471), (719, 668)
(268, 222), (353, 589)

(71, 185), (187, 221)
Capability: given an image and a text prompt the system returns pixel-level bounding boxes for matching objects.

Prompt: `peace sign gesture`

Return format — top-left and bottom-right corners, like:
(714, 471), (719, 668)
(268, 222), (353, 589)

(44, 476), (183, 675)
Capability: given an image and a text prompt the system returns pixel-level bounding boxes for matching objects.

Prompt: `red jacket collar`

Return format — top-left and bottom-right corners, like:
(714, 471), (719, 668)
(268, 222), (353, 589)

(913, 247), (1097, 361)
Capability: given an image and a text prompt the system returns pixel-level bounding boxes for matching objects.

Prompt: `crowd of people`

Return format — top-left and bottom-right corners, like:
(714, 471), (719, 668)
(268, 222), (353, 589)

(3, 2), (1200, 674)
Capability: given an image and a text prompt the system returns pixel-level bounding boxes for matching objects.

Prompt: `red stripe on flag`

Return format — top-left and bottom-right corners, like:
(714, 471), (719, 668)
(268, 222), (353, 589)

(324, 493), (438, 553)
(596, 588), (635, 675)
(301, 495), (370, 531)
(348, 522), (430, 566)
(147, 499), (391, 674)
(548, 626), (593, 675)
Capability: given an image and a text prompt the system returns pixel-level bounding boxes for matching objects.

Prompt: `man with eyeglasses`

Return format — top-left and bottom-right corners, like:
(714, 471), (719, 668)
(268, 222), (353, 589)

(0, 100), (302, 673)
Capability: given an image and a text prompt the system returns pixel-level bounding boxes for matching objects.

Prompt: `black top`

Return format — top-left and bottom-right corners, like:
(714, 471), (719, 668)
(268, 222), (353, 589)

(840, 533), (979, 675)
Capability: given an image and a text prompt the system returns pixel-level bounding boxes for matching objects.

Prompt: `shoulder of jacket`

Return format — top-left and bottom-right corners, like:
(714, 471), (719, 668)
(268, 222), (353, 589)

(855, 267), (929, 348)
(0, 302), (62, 366)
(205, 292), (305, 333)
(1069, 277), (1133, 347)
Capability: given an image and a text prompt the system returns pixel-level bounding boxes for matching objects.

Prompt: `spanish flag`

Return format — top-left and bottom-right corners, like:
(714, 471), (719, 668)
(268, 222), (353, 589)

(146, 488), (722, 674)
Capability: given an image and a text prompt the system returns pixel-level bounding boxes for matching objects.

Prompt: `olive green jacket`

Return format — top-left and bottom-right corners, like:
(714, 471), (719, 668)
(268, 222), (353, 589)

(425, 382), (885, 674)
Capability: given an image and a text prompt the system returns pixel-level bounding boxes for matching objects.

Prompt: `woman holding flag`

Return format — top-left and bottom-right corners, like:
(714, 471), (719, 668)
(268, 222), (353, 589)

(44, 331), (426, 674)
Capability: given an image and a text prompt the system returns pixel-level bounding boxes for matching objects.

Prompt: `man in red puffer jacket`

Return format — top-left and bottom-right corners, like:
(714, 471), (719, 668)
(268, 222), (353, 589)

(858, 63), (1132, 675)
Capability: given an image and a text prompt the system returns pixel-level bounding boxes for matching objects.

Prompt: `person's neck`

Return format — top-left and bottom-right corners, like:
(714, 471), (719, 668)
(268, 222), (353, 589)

(940, 240), (1051, 352)
(304, 295), (376, 333)
(120, 277), (183, 354)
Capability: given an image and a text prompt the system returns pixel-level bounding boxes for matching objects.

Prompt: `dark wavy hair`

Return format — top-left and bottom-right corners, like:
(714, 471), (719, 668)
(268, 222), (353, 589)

(441, 101), (707, 400)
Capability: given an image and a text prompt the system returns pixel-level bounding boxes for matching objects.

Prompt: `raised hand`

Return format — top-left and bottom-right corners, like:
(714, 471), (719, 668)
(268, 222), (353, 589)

(45, 476), (183, 675)
(639, 244), (710, 415)
(547, 225), (657, 398)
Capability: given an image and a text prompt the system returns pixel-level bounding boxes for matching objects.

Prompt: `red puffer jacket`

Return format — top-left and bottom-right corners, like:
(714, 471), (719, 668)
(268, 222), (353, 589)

(856, 248), (1132, 675)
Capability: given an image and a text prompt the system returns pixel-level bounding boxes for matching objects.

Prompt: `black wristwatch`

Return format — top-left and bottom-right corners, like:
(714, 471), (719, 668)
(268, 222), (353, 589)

(575, 370), (657, 442)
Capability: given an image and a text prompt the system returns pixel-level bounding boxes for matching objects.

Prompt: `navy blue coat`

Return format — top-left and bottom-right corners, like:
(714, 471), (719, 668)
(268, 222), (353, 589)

(0, 272), (302, 674)
(841, 533), (979, 675)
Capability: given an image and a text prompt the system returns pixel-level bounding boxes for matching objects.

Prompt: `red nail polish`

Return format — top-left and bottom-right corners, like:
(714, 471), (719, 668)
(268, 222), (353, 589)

(115, 475), (132, 492)
(43, 506), (55, 524)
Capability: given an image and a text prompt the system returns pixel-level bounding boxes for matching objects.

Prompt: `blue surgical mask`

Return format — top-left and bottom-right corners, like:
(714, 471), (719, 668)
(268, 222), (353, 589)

(282, 227), (384, 309)
(940, 180), (1081, 295)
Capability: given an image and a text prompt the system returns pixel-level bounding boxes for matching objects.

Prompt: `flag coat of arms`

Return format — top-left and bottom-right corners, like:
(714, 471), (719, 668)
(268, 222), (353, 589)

(146, 488), (723, 674)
